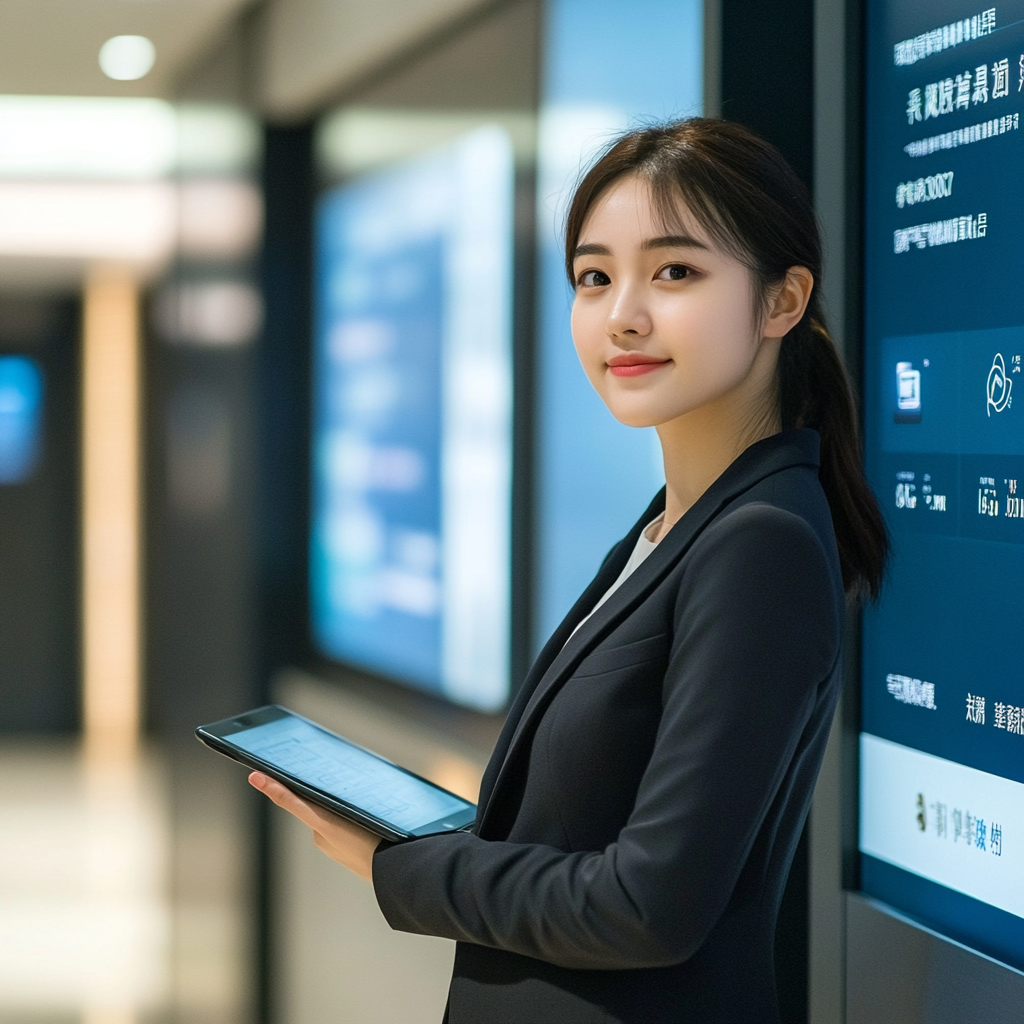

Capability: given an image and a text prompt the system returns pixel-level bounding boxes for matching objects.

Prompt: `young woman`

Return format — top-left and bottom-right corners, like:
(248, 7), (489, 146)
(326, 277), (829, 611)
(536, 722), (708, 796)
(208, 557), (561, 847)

(251, 118), (887, 1023)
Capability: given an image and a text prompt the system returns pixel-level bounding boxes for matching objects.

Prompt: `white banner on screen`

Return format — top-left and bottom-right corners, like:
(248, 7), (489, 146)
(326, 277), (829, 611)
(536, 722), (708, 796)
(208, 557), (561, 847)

(860, 733), (1024, 919)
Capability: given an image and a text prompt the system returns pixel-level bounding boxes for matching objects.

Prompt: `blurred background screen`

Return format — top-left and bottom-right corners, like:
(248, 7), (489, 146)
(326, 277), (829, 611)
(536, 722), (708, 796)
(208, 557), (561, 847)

(0, 354), (44, 483)
(533, 0), (704, 646)
(311, 127), (514, 711)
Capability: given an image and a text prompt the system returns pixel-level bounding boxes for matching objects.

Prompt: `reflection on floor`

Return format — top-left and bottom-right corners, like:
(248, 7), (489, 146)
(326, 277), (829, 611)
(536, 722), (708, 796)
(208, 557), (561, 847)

(0, 741), (251, 1024)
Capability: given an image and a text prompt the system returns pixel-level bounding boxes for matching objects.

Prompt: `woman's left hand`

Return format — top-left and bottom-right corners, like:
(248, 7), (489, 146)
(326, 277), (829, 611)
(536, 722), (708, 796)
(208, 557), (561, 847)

(249, 771), (381, 882)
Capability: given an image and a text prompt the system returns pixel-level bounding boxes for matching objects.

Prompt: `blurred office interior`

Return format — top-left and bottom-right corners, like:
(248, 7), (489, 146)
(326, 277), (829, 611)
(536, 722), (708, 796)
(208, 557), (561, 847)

(8, 2), (1019, 1024)
(0, 1), (816, 1021)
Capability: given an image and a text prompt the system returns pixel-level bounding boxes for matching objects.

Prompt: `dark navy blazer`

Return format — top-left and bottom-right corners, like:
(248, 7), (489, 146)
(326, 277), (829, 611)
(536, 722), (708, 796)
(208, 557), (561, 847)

(373, 429), (845, 1023)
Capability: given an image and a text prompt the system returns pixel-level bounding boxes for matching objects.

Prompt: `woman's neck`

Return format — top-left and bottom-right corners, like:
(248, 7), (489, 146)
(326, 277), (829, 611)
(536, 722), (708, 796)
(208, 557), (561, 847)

(652, 390), (781, 544)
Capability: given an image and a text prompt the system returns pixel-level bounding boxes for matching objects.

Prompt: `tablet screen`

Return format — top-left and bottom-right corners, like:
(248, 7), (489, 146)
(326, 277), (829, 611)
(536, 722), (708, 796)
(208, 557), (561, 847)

(227, 715), (473, 832)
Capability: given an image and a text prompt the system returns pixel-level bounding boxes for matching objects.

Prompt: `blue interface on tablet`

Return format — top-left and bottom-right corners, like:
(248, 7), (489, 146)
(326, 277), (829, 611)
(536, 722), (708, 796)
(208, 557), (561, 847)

(861, 0), (1024, 970)
(229, 717), (471, 832)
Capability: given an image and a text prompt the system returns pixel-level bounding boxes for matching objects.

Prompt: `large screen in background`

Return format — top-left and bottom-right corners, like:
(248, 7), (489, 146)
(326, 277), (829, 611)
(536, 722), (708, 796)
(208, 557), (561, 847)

(534, 0), (703, 647)
(861, 1), (1024, 970)
(311, 127), (514, 711)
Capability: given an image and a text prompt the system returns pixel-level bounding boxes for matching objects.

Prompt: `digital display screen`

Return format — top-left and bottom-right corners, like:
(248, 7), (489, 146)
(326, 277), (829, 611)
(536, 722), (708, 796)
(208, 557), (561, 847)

(534, 0), (703, 645)
(861, 1), (1024, 969)
(228, 716), (472, 832)
(0, 356), (43, 485)
(310, 127), (514, 711)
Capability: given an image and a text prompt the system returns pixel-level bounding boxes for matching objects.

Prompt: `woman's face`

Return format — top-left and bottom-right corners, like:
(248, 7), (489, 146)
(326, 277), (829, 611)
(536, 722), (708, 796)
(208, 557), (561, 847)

(570, 174), (780, 430)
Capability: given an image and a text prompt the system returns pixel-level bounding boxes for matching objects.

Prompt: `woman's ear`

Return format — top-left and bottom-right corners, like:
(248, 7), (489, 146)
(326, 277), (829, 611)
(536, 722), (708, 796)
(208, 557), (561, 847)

(762, 267), (814, 339)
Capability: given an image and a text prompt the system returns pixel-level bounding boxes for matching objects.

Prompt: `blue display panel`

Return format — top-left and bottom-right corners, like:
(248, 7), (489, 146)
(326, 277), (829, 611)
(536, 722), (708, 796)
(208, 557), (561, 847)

(861, 2), (1024, 970)
(311, 127), (514, 711)
(0, 356), (43, 484)
(534, 0), (703, 645)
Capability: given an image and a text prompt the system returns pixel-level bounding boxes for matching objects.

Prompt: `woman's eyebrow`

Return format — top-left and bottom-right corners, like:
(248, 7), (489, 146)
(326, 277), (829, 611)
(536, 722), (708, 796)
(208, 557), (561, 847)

(573, 242), (611, 259)
(642, 233), (708, 251)
(573, 234), (709, 260)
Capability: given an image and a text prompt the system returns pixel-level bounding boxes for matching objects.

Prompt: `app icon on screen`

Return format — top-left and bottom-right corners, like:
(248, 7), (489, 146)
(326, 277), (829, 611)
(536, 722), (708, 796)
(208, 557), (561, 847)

(894, 361), (922, 423)
(986, 352), (1012, 417)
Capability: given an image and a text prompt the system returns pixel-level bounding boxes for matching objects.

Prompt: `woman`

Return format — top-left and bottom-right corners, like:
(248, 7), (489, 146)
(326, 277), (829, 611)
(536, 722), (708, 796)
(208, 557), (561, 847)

(251, 118), (887, 1023)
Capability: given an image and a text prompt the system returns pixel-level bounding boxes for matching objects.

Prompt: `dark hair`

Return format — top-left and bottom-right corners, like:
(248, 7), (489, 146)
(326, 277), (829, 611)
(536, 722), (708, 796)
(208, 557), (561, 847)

(564, 117), (887, 599)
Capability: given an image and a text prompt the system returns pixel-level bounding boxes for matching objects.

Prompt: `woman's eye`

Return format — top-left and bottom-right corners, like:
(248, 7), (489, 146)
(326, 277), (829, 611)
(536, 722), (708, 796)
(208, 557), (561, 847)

(657, 264), (691, 281)
(577, 269), (610, 288)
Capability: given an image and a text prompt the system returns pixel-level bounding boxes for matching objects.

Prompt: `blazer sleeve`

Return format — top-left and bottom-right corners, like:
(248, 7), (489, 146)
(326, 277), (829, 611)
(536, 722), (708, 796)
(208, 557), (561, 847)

(372, 503), (842, 970)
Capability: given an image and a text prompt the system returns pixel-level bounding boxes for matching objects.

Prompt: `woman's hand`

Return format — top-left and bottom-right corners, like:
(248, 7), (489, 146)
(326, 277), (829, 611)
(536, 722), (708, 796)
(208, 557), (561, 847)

(249, 772), (381, 883)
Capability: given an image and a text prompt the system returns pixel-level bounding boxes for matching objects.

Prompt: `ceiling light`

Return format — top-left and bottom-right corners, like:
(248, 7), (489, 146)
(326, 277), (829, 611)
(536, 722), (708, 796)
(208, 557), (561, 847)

(176, 105), (262, 175)
(0, 181), (176, 262)
(0, 97), (175, 179)
(99, 36), (156, 81)
(317, 107), (536, 178)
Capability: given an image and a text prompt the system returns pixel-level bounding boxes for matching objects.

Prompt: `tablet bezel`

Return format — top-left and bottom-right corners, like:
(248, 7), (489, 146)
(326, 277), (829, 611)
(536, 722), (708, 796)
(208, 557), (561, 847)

(195, 704), (477, 843)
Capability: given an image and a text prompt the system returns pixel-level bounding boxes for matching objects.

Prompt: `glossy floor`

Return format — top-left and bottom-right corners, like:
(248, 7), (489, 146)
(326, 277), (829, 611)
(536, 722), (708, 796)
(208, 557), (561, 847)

(0, 741), (252, 1024)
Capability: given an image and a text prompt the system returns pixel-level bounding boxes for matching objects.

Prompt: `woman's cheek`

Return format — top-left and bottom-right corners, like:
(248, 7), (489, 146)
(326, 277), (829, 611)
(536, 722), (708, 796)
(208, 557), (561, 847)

(571, 311), (606, 381)
(583, 354), (613, 403)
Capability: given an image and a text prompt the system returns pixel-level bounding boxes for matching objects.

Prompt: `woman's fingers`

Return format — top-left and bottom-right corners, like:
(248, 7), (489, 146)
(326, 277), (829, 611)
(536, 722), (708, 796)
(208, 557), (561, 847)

(249, 772), (364, 838)
(248, 772), (325, 831)
(248, 771), (380, 882)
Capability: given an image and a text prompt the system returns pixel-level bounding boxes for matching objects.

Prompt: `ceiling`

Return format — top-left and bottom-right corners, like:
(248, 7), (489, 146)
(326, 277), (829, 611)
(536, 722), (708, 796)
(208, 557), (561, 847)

(0, 0), (253, 98)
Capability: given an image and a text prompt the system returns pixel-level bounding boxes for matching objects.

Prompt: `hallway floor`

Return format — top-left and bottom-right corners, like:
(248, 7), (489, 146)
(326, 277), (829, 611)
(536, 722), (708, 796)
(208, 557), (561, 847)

(0, 741), (251, 1024)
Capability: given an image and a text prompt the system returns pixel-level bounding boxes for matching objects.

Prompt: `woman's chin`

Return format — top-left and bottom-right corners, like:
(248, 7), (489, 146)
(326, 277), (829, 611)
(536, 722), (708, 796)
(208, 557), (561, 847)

(608, 409), (670, 430)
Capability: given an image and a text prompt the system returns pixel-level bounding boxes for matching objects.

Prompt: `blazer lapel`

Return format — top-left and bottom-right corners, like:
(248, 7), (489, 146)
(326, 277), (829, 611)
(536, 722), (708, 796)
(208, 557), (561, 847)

(477, 429), (820, 836)
(474, 489), (666, 817)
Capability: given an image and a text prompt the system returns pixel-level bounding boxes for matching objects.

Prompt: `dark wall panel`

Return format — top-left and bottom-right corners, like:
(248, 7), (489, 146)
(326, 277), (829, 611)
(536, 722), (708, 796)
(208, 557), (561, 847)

(256, 122), (315, 1024)
(718, 5), (816, 1021)
(256, 124), (315, 681)
(145, 338), (258, 737)
(721, 0), (816, 189)
(0, 294), (80, 733)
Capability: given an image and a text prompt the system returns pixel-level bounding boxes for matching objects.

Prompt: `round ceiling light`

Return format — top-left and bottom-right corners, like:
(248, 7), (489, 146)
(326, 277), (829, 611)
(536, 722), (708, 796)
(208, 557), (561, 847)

(99, 35), (156, 81)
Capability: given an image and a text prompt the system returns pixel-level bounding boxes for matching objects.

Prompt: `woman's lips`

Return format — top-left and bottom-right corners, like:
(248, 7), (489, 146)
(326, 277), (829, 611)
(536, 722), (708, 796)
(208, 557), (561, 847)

(607, 355), (671, 378)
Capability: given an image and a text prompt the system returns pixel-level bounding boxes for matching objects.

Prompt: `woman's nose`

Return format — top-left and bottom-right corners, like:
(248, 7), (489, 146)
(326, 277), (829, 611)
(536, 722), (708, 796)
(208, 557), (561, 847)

(606, 287), (653, 338)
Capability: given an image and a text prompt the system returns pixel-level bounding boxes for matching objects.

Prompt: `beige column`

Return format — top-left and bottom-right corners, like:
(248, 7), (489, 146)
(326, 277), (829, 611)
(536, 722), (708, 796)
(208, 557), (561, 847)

(82, 269), (142, 762)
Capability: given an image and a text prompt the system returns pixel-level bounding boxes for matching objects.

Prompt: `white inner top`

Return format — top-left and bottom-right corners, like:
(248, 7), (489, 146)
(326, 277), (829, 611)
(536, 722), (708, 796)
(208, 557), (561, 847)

(567, 513), (665, 643)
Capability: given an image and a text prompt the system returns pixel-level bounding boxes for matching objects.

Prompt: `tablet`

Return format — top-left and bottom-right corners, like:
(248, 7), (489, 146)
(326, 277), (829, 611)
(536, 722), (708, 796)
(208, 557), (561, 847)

(196, 704), (477, 842)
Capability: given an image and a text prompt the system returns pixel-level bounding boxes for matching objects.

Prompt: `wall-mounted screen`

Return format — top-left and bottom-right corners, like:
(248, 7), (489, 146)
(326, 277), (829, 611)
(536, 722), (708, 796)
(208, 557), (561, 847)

(311, 127), (514, 711)
(861, 1), (1024, 970)
(534, 0), (703, 645)
(0, 355), (43, 484)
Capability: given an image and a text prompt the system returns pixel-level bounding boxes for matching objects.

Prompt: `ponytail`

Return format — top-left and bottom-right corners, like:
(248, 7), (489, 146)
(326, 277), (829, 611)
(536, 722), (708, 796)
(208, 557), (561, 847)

(778, 301), (888, 599)
(564, 117), (888, 598)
